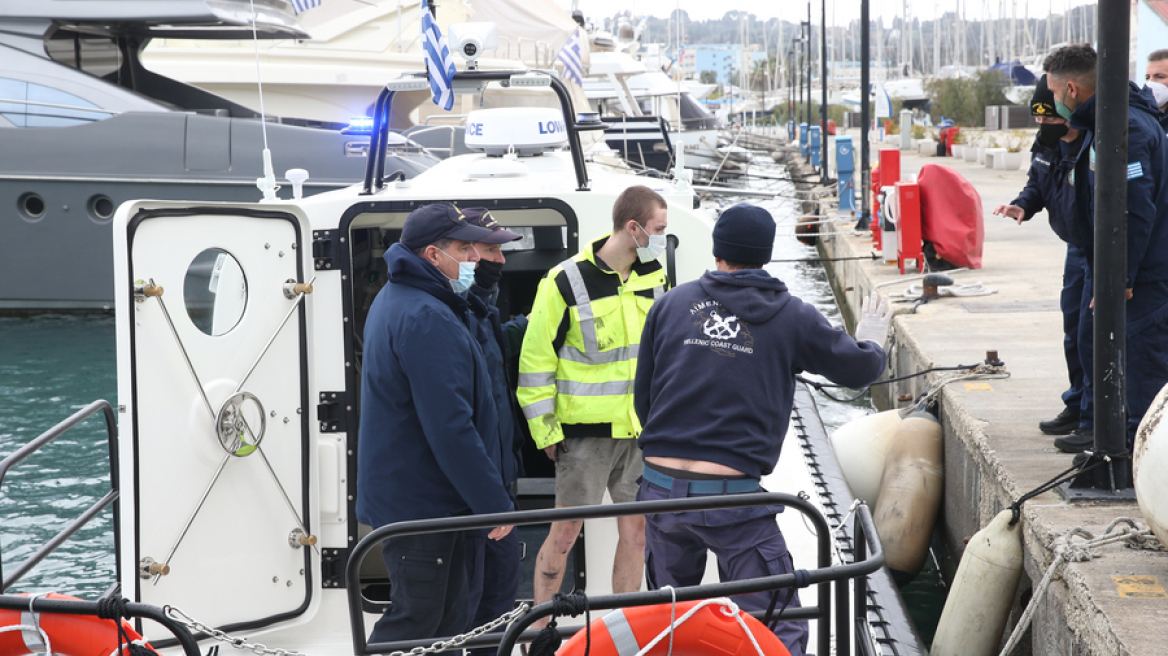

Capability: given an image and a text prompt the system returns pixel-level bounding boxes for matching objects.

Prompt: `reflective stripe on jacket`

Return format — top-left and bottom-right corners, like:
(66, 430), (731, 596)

(517, 234), (667, 449)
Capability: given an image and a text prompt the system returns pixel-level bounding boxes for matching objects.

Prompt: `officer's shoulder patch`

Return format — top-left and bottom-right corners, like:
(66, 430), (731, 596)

(1128, 161), (1145, 180)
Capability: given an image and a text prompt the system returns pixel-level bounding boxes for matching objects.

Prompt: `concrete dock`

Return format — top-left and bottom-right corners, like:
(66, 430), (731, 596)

(794, 139), (1168, 654)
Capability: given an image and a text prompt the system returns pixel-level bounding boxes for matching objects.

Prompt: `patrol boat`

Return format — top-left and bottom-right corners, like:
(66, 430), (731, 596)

(0, 62), (921, 656)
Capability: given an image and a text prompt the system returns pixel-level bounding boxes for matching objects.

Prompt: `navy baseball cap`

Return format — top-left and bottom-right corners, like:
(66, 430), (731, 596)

(462, 207), (523, 244)
(400, 203), (494, 250)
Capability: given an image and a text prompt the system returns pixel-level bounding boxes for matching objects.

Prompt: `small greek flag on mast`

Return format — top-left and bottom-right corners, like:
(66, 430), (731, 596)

(422, 0), (457, 111)
(557, 29), (584, 86)
(289, 0), (321, 14)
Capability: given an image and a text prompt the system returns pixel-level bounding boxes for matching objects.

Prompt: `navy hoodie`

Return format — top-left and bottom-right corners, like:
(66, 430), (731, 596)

(1068, 82), (1168, 287)
(635, 269), (887, 478)
(356, 243), (513, 528)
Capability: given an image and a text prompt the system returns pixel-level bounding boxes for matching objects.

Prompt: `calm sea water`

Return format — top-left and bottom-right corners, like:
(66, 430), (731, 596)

(0, 175), (943, 642)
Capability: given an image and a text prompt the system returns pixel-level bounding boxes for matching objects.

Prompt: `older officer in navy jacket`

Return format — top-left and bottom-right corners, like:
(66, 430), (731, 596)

(1045, 44), (1168, 451)
(357, 203), (514, 645)
(633, 204), (890, 656)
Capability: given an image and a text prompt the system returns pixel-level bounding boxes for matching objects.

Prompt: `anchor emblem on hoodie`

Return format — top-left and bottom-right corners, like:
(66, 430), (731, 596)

(703, 310), (740, 339)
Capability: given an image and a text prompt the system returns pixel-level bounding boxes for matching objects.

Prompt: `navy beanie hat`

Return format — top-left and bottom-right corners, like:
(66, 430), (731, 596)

(713, 203), (775, 264)
(1030, 75), (1057, 117)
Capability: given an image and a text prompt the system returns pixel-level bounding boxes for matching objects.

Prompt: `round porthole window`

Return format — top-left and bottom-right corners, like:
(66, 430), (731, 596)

(18, 193), (46, 222)
(184, 248), (248, 336)
(87, 195), (115, 224)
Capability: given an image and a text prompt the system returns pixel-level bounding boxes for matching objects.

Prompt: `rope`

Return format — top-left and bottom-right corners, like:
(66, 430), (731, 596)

(996, 519), (1165, 656)
(528, 592), (591, 656)
(633, 599), (767, 656)
(1006, 457), (1109, 526)
(96, 595), (157, 656)
(891, 281), (997, 299)
(797, 362), (987, 403)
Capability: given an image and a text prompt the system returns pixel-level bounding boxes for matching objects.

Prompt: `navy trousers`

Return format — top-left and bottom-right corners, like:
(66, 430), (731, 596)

(637, 478), (809, 656)
(370, 532), (468, 645)
(464, 528), (521, 656)
(1125, 282), (1168, 445)
(1061, 246), (1089, 421)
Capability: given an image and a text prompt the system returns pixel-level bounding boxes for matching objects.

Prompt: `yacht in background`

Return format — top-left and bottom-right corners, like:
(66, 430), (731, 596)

(0, 0), (436, 311)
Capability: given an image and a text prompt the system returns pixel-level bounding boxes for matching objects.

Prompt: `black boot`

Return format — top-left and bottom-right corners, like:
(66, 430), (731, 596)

(1039, 407), (1080, 435)
(1054, 428), (1095, 453)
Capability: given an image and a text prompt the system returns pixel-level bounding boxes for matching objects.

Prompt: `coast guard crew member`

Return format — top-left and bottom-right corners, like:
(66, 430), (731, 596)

(356, 203), (514, 644)
(518, 185), (670, 625)
(460, 207), (526, 652)
(992, 75), (1092, 443)
(1045, 44), (1168, 451)
(633, 203), (890, 656)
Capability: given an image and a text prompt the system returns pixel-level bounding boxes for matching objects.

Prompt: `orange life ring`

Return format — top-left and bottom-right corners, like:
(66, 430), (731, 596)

(556, 599), (792, 656)
(0, 592), (153, 656)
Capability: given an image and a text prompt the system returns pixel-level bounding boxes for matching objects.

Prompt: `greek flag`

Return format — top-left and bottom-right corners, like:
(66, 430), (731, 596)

(421, 0), (456, 111)
(289, 0), (321, 14)
(557, 29), (584, 87)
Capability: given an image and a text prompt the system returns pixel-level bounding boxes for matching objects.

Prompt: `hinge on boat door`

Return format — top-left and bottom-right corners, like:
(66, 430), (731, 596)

(321, 548), (349, 588)
(317, 391), (350, 433)
(313, 229), (344, 270)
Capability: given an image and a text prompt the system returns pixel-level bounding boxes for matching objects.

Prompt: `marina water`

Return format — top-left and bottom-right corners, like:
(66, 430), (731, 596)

(0, 176), (945, 643)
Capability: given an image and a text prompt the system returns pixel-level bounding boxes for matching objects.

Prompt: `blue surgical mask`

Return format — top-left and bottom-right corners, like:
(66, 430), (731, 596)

(635, 223), (667, 263)
(437, 247), (477, 293)
(1054, 84), (1076, 121)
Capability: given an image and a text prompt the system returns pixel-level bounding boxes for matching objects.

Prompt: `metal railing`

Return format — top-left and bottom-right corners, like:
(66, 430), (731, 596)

(0, 400), (119, 592)
(346, 492), (885, 656)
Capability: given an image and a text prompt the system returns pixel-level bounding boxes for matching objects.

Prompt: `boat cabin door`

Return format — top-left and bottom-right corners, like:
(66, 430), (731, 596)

(113, 202), (315, 637)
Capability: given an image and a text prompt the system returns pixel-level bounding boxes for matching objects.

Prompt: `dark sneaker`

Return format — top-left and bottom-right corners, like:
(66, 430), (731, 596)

(1054, 428), (1095, 453)
(1039, 407), (1081, 435)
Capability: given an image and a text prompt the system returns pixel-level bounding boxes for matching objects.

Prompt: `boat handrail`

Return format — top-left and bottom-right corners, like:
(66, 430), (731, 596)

(346, 493), (885, 656)
(363, 70), (590, 194)
(0, 593), (202, 655)
(0, 399), (119, 593)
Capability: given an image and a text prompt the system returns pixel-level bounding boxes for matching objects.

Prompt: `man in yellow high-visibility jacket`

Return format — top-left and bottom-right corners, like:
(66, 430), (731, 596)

(518, 185), (669, 620)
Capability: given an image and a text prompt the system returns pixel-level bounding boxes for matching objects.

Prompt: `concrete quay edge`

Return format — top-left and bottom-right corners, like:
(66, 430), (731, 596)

(778, 142), (1168, 655)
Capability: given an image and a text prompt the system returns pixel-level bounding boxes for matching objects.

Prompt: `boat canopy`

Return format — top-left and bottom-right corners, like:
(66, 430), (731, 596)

(0, 0), (307, 39)
(989, 61), (1038, 86)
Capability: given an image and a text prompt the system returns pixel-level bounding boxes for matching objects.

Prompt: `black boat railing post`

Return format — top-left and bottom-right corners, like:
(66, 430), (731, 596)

(1069, 0), (1133, 492)
(820, 0), (830, 184)
(858, 0), (871, 231)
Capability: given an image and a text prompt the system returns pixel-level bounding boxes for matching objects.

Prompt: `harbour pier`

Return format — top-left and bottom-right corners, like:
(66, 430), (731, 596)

(794, 141), (1168, 655)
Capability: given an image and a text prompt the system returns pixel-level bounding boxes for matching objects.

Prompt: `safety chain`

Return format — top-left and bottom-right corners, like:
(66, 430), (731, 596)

(997, 519), (1164, 656)
(164, 602), (531, 656)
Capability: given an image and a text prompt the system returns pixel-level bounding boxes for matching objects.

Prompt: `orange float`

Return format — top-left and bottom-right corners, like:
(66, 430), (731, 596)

(556, 599), (792, 656)
(0, 592), (153, 656)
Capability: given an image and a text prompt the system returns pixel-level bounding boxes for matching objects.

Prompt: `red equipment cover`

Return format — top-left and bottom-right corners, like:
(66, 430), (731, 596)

(917, 164), (984, 269)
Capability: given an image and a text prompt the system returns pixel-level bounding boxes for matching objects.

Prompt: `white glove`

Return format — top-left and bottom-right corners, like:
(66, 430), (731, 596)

(854, 291), (892, 346)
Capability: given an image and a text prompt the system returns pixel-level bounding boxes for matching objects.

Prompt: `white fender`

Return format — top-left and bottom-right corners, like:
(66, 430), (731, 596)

(1134, 381), (1168, 547)
(872, 411), (943, 585)
(830, 409), (903, 506)
(930, 510), (1023, 656)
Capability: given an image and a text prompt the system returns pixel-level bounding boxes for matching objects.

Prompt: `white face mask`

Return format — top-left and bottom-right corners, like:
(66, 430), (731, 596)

(635, 223), (667, 263)
(1148, 80), (1168, 111)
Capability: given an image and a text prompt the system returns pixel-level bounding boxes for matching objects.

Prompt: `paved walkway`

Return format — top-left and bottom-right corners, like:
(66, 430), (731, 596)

(807, 138), (1168, 655)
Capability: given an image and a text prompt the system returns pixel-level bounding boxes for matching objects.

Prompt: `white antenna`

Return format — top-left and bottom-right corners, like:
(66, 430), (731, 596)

(250, 0), (278, 201)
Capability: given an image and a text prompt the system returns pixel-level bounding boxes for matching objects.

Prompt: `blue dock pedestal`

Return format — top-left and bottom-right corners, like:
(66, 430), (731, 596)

(809, 126), (822, 168)
(799, 123), (808, 157)
(835, 136), (856, 211)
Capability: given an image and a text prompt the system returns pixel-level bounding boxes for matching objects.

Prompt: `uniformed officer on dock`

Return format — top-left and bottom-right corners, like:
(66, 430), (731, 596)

(633, 203), (890, 656)
(1045, 44), (1168, 451)
(992, 75), (1092, 446)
